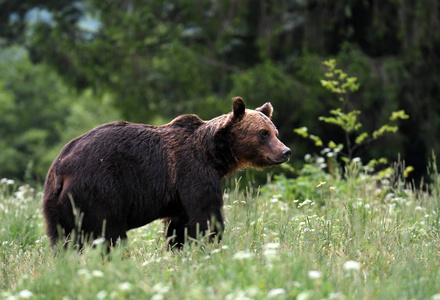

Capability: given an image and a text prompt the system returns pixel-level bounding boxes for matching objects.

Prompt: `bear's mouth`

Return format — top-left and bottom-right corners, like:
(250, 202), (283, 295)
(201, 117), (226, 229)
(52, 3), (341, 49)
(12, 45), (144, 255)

(267, 156), (289, 165)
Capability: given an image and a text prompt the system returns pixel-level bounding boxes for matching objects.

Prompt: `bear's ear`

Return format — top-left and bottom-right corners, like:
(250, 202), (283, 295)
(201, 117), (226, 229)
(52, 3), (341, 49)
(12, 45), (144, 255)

(232, 96), (246, 119)
(216, 97), (245, 135)
(256, 102), (273, 119)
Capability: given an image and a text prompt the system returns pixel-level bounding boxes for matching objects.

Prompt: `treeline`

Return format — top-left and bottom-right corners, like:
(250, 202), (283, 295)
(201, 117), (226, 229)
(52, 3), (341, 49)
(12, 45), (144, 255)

(1, 0), (439, 183)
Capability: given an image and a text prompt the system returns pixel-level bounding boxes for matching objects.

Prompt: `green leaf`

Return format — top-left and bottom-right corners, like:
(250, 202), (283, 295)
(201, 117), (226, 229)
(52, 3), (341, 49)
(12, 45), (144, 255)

(372, 125), (398, 139)
(320, 80), (329, 88)
(340, 156), (350, 163)
(294, 127), (309, 138)
(323, 59), (336, 69)
(321, 109), (362, 132)
(319, 116), (341, 126)
(310, 135), (323, 147)
(355, 132), (369, 144)
(378, 167), (394, 178)
(378, 158), (388, 164)
(338, 72), (347, 80)
(390, 110), (409, 121)
(404, 166), (414, 178)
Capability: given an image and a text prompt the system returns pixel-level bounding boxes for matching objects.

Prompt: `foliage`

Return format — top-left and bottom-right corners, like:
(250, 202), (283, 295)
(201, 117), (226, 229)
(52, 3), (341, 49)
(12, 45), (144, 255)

(0, 46), (70, 181)
(261, 155), (332, 205)
(0, 46), (120, 182)
(2, 159), (440, 298)
(295, 59), (410, 177)
(23, 0), (253, 121)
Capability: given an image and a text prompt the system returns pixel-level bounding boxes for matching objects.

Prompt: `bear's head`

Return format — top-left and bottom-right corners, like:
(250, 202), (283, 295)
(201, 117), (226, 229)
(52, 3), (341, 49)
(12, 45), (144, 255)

(218, 97), (291, 170)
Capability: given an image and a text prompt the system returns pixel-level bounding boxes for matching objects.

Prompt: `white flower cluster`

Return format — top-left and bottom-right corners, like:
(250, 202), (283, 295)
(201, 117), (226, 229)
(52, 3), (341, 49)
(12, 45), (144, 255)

(1, 178), (15, 185)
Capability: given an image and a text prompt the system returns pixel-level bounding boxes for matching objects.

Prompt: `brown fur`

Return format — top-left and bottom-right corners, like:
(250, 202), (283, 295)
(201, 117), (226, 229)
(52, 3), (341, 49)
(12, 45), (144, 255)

(42, 97), (291, 249)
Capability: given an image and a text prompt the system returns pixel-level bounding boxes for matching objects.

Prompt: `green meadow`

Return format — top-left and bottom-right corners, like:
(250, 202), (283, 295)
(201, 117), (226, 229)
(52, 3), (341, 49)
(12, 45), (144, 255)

(1, 155), (440, 300)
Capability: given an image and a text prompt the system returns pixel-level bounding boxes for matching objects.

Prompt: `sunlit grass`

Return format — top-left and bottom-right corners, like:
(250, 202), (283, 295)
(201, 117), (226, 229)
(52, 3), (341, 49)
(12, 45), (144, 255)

(1, 164), (440, 299)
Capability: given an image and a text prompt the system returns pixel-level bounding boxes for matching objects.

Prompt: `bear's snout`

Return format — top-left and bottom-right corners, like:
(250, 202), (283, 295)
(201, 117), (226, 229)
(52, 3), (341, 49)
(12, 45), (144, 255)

(266, 143), (291, 165)
(274, 146), (291, 163)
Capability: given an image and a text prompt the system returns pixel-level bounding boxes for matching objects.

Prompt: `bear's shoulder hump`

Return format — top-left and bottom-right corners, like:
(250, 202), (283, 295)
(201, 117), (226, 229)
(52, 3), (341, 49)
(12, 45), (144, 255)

(168, 114), (204, 130)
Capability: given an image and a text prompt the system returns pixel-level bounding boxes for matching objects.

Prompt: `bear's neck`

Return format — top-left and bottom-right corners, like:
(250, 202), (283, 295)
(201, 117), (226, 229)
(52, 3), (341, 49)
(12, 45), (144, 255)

(196, 115), (240, 178)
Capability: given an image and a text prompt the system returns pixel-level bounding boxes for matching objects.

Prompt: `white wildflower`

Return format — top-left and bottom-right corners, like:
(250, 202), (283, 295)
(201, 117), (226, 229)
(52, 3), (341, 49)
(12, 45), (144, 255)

(233, 251), (254, 260)
(263, 243), (280, 258)
(333, 146), (342, 153)
(328, 291), (346, 299)
(352, 157), (361, 163)
(321, 148), (331, 154)
(297, 291), (311, 300)
(267, 288), (286, 298)
(264, 243), (280, 250)
(210, 248), (222, 254)
(225, 290), (252, 300)
(385, 193), (395, 202)
(118, 282), (132, 291)
(343, 260), (362, 271)
(96, 290), (107, 299)
(151, 294), (164, 300)
(93, 237), (106, 247)
(298, 199), (313, 208)
(270, 197), (279, 203)
(307, 270), (322, 279)
(316, 181), (327, 188)
(18, 290), (33, 299)
(153, 282), (170, 294)
(317, 157), (325, 164)
(77, 269), (91, 279)
(92, 270), (105, 278)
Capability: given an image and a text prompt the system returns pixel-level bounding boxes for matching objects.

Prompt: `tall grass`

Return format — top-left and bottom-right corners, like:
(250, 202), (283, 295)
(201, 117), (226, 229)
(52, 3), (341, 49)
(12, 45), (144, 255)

(1, 160), (440, 299)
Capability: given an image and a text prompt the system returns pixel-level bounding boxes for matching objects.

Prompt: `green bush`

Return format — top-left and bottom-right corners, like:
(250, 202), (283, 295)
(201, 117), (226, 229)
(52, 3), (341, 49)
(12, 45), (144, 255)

(0, 46), (120, 182)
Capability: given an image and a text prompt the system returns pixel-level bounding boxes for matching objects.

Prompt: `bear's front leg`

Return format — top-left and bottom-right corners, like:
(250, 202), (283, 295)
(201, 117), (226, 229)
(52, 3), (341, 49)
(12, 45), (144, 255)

(170, 172), (225, 249)
(165, 208), (224, 250)
(185, 208), (224, 244)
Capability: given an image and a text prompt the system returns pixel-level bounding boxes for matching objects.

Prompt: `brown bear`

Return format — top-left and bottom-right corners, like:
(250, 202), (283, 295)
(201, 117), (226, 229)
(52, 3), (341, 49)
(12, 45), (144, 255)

(42, 97), (291, 249)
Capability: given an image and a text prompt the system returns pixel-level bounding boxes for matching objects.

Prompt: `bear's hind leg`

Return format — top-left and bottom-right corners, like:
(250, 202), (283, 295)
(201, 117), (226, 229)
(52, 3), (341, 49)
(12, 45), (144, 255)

(43, 201), (76, 248)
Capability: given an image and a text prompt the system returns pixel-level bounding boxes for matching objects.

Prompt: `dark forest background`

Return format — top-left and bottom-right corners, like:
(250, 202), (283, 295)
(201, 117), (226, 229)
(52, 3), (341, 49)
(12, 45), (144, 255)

(1, 0), (439, 184)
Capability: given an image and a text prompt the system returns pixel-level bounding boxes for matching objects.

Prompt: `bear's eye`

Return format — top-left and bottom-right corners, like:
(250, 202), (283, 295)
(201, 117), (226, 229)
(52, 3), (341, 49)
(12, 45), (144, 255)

(259, 130), (270, 139)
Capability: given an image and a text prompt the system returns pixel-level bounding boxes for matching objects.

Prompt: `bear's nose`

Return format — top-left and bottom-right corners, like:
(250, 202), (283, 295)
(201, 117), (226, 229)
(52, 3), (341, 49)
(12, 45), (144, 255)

(282, 147), (292, 159)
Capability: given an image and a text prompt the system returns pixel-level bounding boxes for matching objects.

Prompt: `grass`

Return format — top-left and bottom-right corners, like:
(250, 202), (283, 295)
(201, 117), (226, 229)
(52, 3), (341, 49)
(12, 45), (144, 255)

(1, 161), (440, 300)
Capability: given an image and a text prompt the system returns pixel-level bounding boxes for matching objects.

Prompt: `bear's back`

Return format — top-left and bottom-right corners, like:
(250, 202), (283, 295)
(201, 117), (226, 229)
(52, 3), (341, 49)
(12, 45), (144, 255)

(53, 121), (167, 176)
